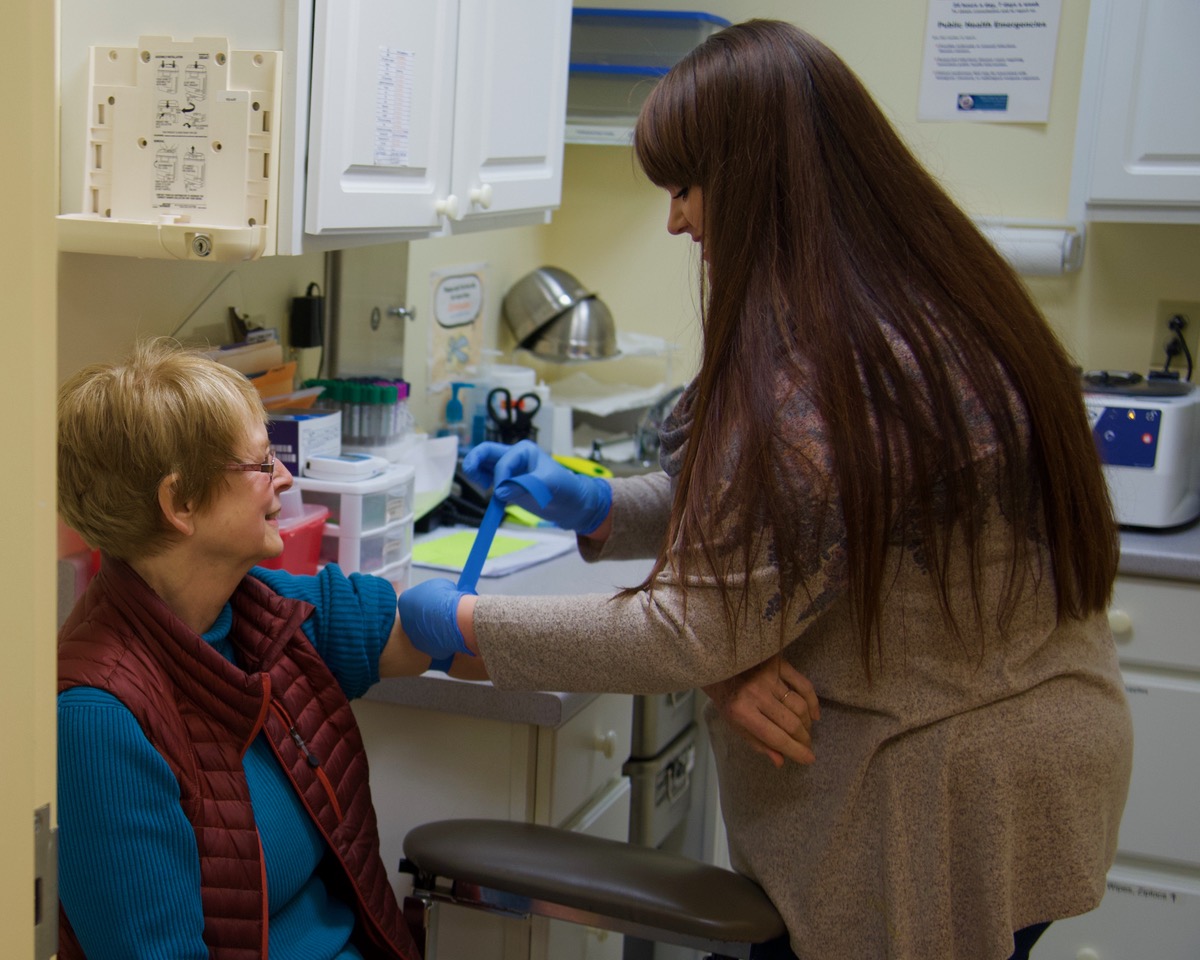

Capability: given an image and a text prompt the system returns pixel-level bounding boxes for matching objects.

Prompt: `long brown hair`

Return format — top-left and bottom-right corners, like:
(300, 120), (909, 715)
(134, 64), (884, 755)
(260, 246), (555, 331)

(632, 20), (1117, 672)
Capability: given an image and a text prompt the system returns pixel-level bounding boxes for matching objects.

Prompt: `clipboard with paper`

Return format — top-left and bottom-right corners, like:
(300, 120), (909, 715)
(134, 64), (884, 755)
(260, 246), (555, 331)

(411, 475), (573, 582)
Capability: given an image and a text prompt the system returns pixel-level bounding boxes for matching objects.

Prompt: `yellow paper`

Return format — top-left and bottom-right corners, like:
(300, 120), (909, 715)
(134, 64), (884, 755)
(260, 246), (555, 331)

(411, 530), (537, 570)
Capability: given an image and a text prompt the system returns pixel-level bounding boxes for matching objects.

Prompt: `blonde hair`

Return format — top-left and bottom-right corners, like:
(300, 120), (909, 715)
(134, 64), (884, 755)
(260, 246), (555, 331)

(58, 338), (267, 560)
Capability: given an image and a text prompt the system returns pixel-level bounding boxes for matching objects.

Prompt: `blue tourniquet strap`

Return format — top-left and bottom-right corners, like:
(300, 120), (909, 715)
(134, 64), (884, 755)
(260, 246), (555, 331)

(456, 475), (551, 592)
(457, 497), (506, 593)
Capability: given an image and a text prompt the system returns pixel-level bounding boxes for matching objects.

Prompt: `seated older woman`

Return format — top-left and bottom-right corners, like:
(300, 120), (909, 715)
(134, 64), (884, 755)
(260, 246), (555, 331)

(55, 338), (451, 960)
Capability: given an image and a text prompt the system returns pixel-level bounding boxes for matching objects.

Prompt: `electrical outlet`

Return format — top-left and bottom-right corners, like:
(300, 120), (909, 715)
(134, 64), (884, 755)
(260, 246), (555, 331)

(1151, 300), (1200, 379)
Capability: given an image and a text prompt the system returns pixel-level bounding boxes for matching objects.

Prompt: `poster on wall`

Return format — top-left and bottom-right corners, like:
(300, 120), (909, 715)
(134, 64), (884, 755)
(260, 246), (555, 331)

(917, 0), (1062, 122)
(427, 262), (487, 404)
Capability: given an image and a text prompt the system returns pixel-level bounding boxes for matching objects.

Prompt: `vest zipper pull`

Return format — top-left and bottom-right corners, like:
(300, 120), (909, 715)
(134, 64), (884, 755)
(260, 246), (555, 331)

(288, 726), (321, 768)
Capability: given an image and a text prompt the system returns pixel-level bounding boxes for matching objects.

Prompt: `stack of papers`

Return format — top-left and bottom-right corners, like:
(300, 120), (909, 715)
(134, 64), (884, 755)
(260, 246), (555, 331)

(412, 526), (575, 578)
(202, 338), (283, 374)
(200, 335), (306, 405)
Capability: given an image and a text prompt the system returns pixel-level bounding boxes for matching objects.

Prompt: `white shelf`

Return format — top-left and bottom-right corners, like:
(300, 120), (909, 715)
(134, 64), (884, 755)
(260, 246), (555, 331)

(564, 121), (633, 146)
(521, 333), (678, 417)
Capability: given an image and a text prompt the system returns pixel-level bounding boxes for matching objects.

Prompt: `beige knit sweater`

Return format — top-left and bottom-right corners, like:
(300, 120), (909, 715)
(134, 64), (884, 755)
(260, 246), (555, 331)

(475, 397), (1132, 960)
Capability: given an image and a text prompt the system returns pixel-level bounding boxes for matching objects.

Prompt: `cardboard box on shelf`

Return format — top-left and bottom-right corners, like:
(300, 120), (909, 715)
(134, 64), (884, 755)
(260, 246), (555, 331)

(249, 361), (297, 400)
(267, 408), (341, 478)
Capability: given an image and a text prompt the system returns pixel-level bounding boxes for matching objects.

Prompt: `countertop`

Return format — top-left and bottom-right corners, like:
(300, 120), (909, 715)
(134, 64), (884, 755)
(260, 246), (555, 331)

(1117, 517), (1200, 581)
(363, 529), (654, 728)
(363, 516), (1200, 728)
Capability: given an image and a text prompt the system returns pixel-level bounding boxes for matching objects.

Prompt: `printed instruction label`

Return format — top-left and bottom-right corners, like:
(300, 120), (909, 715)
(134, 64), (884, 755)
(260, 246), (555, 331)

(152, 48), (212, 211)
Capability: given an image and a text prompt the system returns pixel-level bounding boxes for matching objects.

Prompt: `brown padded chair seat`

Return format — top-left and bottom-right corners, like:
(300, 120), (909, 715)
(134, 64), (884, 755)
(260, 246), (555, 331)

(402, 818), (786, 946)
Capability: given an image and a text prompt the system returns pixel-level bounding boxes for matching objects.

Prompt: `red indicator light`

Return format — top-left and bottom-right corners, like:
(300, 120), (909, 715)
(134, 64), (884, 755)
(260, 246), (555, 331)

(1142, 433), (1153, 444)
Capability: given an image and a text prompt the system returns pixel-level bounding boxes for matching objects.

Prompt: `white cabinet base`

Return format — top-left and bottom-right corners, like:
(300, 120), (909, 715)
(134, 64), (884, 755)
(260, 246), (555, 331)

(538, 778), (633, 960)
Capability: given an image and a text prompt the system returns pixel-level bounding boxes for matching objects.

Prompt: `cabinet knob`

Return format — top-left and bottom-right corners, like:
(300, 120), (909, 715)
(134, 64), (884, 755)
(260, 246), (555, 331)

(1107, 608), (1132, 638)
(469, 183), (494, 209)
(1076, 949), (1100, 960)
(435, 194), (460, 219)
(593, 729), (618, 759)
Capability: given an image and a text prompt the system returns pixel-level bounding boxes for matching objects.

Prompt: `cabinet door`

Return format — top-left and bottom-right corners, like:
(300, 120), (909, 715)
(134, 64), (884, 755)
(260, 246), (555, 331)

(537, 692), (634, 827)
(1032, 864), (1200, 960)
(1118, 669), (1200, 866)
(306, 0), (459, 235)
(448, 0), (571, 224)
(1110, 576), (1200, 673)
(1078, 0), (1200, 214)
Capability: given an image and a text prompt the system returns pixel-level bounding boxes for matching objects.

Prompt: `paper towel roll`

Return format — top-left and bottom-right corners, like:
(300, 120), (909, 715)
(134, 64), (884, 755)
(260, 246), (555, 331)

(978, 225), (1083, 276)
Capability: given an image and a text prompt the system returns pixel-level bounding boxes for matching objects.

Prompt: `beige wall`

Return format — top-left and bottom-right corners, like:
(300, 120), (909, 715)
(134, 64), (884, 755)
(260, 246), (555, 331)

(535, 1), (1200, 385)
(57, 252), (327, 378)
(4, 1), (57, 956)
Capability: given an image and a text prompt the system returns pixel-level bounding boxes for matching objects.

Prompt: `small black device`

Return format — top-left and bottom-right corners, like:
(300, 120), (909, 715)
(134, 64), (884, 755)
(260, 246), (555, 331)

(289, 282), (324, 348)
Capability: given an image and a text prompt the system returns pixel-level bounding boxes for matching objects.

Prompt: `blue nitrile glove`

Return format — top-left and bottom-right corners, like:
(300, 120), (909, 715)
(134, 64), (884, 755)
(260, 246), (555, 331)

(462, 440), (612, 535)
(398, 578), (474, 661)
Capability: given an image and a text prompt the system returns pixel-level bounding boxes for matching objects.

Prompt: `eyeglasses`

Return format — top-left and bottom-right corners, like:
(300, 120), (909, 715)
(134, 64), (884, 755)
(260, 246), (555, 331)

(226, 447), (277, 476)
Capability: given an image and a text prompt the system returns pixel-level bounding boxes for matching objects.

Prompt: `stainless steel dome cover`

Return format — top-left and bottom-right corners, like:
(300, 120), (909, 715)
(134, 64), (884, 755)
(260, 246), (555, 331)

(527, 295), (619, 361)
(502, 266), (592, 347)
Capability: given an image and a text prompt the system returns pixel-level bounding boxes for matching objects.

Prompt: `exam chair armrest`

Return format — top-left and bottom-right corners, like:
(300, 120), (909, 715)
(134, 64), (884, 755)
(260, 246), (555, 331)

(399, 818), (784, 951)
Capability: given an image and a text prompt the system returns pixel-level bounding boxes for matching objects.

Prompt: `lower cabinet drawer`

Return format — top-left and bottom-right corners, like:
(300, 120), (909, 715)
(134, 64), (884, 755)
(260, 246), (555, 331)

(1033, 863), (1200, 959)
(542, 693), (633, 827)
(630, 690), (695, 760)
(624, 723), (697, 848)
(1110, 576), (1200, 672)
(1119, 669), (1200, 865)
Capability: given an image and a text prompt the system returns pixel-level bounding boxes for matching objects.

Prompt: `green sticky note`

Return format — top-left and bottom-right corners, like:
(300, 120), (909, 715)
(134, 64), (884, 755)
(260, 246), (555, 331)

(412, 530), (537, 571)
(504, 505), (544, 527)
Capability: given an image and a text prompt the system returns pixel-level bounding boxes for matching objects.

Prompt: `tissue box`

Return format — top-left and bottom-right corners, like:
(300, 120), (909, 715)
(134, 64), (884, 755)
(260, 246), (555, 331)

(268, 409), (341, 477)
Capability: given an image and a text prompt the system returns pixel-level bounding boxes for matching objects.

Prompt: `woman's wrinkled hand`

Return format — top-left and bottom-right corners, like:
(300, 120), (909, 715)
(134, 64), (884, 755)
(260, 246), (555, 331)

(704, 655), (819, 768)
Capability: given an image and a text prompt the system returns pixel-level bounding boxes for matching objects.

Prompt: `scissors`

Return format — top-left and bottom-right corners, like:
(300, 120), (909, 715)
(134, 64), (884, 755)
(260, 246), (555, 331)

(486, 387), (542, 444)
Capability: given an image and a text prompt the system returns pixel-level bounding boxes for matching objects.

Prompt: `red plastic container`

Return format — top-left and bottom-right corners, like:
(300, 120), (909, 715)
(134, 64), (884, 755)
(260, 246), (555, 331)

(259, 502), (329, 575)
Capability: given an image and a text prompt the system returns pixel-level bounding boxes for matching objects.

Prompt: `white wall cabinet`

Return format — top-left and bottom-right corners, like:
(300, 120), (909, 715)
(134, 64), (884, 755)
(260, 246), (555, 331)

(1070, 0), (1200, 223)
(58, 0), (572, 260)
(306, 0), (571, 240)
(1035, 574), (1200, 958)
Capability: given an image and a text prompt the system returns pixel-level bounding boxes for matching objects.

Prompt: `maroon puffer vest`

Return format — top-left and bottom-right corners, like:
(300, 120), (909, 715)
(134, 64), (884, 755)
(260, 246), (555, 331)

(57, 557), (420, 960)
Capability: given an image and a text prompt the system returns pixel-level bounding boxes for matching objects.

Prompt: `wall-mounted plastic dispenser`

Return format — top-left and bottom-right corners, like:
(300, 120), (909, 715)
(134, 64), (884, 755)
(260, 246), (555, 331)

(57, 35), (281, 261)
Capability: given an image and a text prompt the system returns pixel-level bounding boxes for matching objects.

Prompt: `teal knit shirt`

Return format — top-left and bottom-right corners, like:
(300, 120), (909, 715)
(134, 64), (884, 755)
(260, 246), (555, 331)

(58, 565), (397, 960)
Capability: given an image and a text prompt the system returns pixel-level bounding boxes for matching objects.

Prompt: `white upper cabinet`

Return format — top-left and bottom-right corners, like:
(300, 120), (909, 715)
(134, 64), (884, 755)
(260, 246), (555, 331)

(306, 0), (570, 240)
(305, 0), (460, 238)
(57, 0), (573, 259)
(448, 0), (572, 230)
(1071, 0), (1200, 222)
